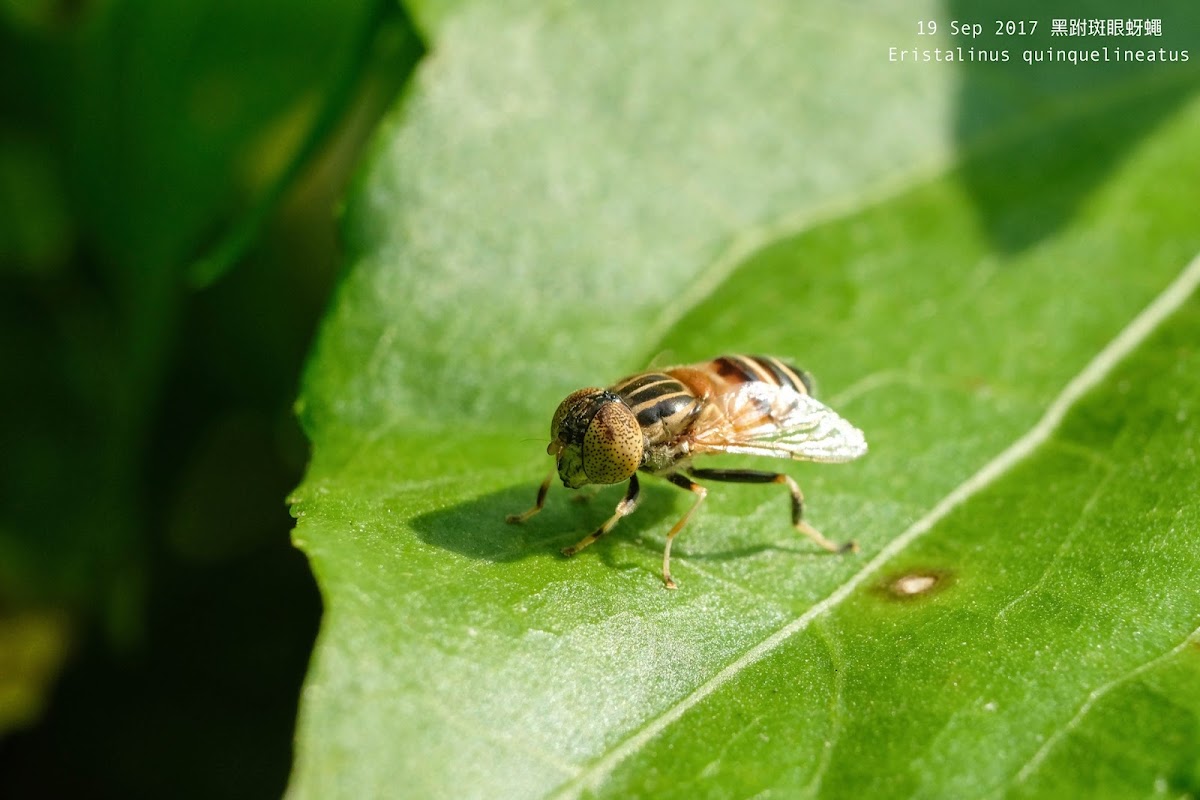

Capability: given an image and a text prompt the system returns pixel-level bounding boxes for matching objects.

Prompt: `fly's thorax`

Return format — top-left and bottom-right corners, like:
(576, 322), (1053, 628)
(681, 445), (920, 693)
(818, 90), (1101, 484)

(548, 389), (645, 488)
(610, 371), (702, 445)
(643, 439), (691, 475)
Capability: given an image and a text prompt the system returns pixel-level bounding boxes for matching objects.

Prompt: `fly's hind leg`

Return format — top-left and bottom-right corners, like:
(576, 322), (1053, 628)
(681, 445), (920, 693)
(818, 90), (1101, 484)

(506, 471), (554, 524)
(562, 474), (641, 557)
(661, 473), (708, 590)
(687, 468), (857, 554)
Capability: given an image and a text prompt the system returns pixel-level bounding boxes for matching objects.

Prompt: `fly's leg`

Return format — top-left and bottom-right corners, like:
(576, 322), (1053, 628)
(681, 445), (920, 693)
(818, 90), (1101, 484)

(562, 474), (640, 557)
(661, 473), (708, 590)
(505, 471), (554, 524)
(688, 468), (858, 554)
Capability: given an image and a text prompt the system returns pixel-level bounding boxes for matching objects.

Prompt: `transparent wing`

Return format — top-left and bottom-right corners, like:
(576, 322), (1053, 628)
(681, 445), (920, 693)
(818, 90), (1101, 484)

(690, 381), (868, 463)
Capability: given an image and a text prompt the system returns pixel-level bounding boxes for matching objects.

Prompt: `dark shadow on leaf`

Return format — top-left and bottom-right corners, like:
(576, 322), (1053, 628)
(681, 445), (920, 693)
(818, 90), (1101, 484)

(593, 492), (861, 570)
(676, 541), (842, 562)
(952, 0), (1200, 253)
(545, 519), (850, 584)
(411, 480), (679, 563)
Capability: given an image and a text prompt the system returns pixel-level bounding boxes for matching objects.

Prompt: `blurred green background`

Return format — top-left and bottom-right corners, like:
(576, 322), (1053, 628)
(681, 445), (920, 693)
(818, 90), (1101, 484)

(4, 0), (1199, 797)
(0, 0), (421, 796)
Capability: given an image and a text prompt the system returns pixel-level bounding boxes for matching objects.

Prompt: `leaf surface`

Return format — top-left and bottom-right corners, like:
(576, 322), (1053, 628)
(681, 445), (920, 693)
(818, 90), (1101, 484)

(290, 2), (1200, 797)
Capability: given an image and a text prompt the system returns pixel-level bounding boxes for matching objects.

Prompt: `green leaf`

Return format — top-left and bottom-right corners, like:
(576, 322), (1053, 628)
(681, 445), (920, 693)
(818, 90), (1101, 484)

(0, 0), (410, 629)
(290, 2), (1200, 796)
(0, 611), (70, 732)
(0, 0), (422, 738)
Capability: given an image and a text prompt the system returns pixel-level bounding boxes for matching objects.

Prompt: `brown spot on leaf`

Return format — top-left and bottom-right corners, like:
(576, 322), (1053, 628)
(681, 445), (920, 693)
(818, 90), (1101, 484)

(876, 568), (954, 601)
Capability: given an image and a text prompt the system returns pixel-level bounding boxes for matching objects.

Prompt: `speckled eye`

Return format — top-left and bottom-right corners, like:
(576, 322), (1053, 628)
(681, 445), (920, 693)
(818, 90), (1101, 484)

(510, 354), (869, 589)
(582, 402), (643, 484)
(550, 387), (603, 443)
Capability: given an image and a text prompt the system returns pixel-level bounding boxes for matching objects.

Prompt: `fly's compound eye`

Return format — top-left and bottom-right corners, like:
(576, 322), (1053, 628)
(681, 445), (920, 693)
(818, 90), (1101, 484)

(583, 401), (643, 484)
(550, 387), (603, 445)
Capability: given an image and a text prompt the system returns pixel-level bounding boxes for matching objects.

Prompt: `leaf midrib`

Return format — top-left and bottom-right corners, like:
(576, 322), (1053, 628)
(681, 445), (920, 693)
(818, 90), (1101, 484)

(639, 64), (1200, 367)
(550, 250), (1200, 798)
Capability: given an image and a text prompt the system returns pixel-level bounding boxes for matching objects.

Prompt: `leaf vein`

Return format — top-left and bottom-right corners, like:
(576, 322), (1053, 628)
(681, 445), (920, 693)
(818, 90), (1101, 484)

(549, 250), (1200, 799)
(804, 621), (846, 796)
(1002, 624), (1200, 793)
(994, 470), (1115, 623)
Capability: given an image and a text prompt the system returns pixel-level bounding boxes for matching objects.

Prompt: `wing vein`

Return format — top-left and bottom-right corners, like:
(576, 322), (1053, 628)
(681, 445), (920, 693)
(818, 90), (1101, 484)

(550, 250), (1200, 799)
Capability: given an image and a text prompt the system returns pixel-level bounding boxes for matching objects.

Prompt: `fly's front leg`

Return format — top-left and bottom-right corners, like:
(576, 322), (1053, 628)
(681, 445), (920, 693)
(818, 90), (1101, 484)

(661, 473), (708, 590)
(505, 471), (554, 524)
(562, 474), (640, 557)
(688, 468), (858, 554)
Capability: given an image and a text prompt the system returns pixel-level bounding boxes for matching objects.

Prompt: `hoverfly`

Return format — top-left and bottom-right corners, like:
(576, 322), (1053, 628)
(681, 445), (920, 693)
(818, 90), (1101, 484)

(506, 354), (868, 588)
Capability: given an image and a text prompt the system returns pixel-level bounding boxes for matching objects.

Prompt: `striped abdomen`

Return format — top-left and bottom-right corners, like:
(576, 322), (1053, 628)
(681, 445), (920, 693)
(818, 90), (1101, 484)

(664, 354), (815, 401)
(710, 354), (814, 394)
(610, 371), (701, 445)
